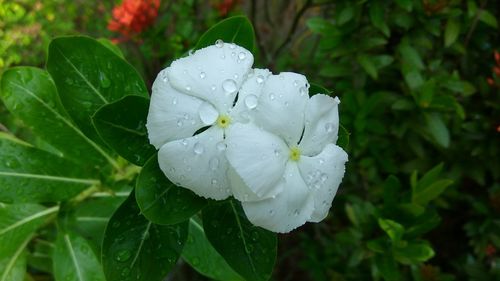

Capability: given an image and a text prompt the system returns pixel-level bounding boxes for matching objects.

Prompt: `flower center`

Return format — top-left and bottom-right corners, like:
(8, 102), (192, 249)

(289, 147), (301, 161)
(217, 115), (231, 128)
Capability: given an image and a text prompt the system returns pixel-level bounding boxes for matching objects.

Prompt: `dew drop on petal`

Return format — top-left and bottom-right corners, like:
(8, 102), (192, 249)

(115, 250), (132, 262)
(216, 141), (227, 151)
(209, 157), (220, 171)
(256, 75), (264, 84)
(244, 94), (258, 109)
(293, 80), (299, 87)
(318, 158), (325, 164)
(176, 119), (183, 127)
(238, 52), (246, 60)
(229, 43), (236, 49)
(193, 143), (204, 155)
(222, 79), (237, 94)
(211, 84), (217, 91)
(198, 102), (219, 125)
(215, 39), (224, 48)
(211, 179), (218, 185)
(181, 139), (188, 146)
(172, 98), (178, 105)
(199, 72), (206, 79)
(325, 122), (335, 133)
(299, 86), (307, 96)
(268, 93), (275, 100)
(185, 85), (192, 91)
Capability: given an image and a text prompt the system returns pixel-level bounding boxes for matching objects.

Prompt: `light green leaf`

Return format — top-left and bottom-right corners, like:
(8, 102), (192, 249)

(182, 218), (244, 281)
(0, 133), (98, 203)
(444, 18), (460, 47)
(393, 240), (435, 265)
(479, 10), (498, 28)
(102, 191), (187, 281)
(202, 200), (277, 281)
(425, 113), (450, 147)
(412, 179), (453, 206)
(46, 36), (148, 146)
(0, 67), (115, 167)
(92, 95), (155, 166)
(53, 231), (106, 281)
(135, 155), (207, 225)
(97, 38), (124, 58)
(378, 218), (405, 242)
(195, 16), (255, 52)
(0, 235), (29, 281)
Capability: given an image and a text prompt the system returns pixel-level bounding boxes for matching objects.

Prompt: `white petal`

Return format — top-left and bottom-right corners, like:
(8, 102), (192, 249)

(242, 162), (315, 233)
(147, 68), (206, 149)
(157, 127), (231, 200)
(297, 144), (348, 222)
(299, 94), (340, 156)
(252, 72), (309, 145)
(225, 123), (288, 199)
(168, 44), (254, 112)
(230, 68), (272, 123)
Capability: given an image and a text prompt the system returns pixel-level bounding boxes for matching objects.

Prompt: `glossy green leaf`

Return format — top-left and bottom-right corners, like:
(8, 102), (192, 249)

(0, 67), (114, 167)
(97, 38), (124, 58)
(52, 231), (106, 281)
(182, 218), (244, 281)
(135, 155), (206, 225)
(425, 113), (450, 148)
(0, 133), (98, 203)
(0, 237), (28, 281)
(102, 191), (187, 281)
(444, 18), (460, 47)
(412, 179), (453, 206)
(0, 204), (57, 256)
(393, 240), (435, 265)
(337, 124), (350, 149)
(378, 218), (405, 242)
(46, 36), (148, 145)
(202, 200), (277, 281)
(194, 16), (255, 52)
(308, 83), (331, 96)
(92, 95), (155, 166)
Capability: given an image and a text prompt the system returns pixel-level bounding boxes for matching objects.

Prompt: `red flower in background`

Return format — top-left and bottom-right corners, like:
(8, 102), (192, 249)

(108, 0), (160, 41)
(214, 0), (239, 16)
(487, 50), (500, 87)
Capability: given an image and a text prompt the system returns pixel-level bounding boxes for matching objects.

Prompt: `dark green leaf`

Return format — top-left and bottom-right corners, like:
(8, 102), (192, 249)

(357, 54), (378, 79)
(0, 133), (97, 203)
(46, 36), (148, 144)
(395, 0), (412, 11)
(337, 5), (355, 25)
(425, 113), (450, 147)
(92, 95), (155, 166)
(393, 240), (435, 265)
(444, 18), (460, 47)
(52, 231), (106, 281)
(194, 16), (255, 52)
(182, 218), (244, 281)
(102, 191), (187, 281)
(479, 10), (498, 28)
(308, 83), (331, 96)
(0, 67), (114, 167)
(383, 175), (401, 208)
(374, 254), (400, 281)
(135, 155), (207, 225)
(337, 124), (350, 149)
(202, 200), (277, 281)
(370, 3), (390, 37)
(97, 38), (124, 58)
(412, 179), (453, 206)
(378, 218), (405, 242)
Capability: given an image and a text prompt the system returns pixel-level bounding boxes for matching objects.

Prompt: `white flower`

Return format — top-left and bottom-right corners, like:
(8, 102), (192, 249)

(225, 72), (348, 233)
(147, 41), (263, 200)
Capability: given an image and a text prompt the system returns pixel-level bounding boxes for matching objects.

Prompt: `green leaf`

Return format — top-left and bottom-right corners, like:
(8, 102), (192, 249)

(92, 95), (155, 166)
(425, 113), (450, 147)
(0, 133), (98, 203)
(444, 18), (460, 47)
(308, 83), (331, 96)
(374, 254), (400, 281)
(182, 218), (244, 281)
(306, 18), (335, 34)
(52, 231), (106, 281)
(357, 54), (378, 79)
(412, 179), (453, 206)
(194, 16), (255, 52)
(97, 38), (124, 58)
(202, 200), (277, 281)
(0, 204), (58, 256)
(102, 191), (187, 281)
(383, 175), (401, 208)
(394, 0), (412, 11)
(0, 67), (114, 167)
(337, 124), (350, 149)
(416, 163), (443, 191)
(337, 5), (355, 25)
(393, 240), (435, 265)
(479, 10), (498, 28)
(399, 41), (424, 70)
(135, 155), (207, 225)
(0, 238), (28, 281)
(378, 218), (405, 242)
(46, 36), (148, 145)
(370, 3), (390, 37)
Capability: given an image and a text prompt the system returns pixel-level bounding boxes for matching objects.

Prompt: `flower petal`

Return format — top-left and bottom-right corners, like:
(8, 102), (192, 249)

(252, 72), (309, 145)
(157, 127), (231, 200)
(167, 43), (254, 113)
(297, 144), (348, 222)
(147, 68), (206, 149)
(230, 68), (272, 123)
(299, 94), (340, 156)
(241, 162), (315, 233)
(225, 123), (288, 199)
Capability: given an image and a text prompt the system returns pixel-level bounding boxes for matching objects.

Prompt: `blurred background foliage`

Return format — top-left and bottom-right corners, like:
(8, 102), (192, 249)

(1, 0), (499, 280)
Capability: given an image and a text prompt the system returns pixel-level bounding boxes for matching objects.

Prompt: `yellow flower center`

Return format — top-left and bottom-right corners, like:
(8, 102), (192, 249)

(217, 115), (231, 128)
(289, 147), (301, 161)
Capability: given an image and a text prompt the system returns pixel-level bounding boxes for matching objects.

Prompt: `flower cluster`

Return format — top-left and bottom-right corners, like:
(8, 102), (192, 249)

(486, 50), (500, 87)
(146, 41), (348, 233)
(108, 0), (160, 39)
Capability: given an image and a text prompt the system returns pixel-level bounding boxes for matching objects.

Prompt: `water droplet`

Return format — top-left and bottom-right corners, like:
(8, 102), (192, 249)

(99, 72), (111, 88)
(198, 102), (219, 125)
(269, 210), (275, 216)
(229, 43), (236, 49)
(238, 52), (246, 60)
(325, 122), (335, 133)
(321, 173), (328, 182)
(222, 79), (237, 94)
(172, 98), (178, 105)
(256, 75), (264, 84)
(284, 101), (289, 107)
(211, 84), (216, 91)
(211, 179), (218, 185)
(215, 39), (224, 48)
(216, 141), (227, 151)
(318, 158), (325, 164)
(244, 94), (258, 109)
(121, 268), (131, 277)
(274, 149), (281, 157)
(185, 85), (192, 91)
(293, 209), (300, 216)
(293, 80), (299, 87)
(193, 143), (204, 155)
(299, 86), (307, 96)
(176, 119), (183, 127)
(209, 157), (220, 171)
(115, 249), (132, 262)
(268, 93), (275, 100)
(199, 72), (206, 79)
(231, 52), (236, 57)
(181, 139), (188, 146)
